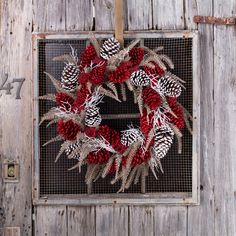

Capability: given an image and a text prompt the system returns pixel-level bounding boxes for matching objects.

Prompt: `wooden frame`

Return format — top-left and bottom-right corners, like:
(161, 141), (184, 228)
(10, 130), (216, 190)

(32, 30), (200, 205)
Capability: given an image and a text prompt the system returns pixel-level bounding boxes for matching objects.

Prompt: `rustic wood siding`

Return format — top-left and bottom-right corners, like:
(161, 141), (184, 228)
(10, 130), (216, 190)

(0, 0), (236, 235)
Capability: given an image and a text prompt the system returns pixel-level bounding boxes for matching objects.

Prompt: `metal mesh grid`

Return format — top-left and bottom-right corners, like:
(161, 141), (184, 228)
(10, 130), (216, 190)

(38, 37), (193, 195)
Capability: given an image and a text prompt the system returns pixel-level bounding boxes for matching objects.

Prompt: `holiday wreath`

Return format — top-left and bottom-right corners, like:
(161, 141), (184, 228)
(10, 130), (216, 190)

(40, 34), (192, 192)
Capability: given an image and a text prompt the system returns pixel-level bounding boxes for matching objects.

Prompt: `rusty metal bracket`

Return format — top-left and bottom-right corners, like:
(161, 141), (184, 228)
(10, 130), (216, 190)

(193, 15), (236, 25)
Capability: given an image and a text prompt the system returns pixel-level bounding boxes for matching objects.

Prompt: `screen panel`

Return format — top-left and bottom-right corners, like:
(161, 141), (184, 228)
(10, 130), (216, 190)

(38, 36), (193, 196)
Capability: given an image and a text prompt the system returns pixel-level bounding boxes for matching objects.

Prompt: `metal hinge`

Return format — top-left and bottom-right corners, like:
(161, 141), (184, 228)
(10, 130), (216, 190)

(193, 15), (236, 25)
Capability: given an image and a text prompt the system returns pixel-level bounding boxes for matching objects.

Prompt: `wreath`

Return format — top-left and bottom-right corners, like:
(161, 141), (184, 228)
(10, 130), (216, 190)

(40, 34), (192, 192)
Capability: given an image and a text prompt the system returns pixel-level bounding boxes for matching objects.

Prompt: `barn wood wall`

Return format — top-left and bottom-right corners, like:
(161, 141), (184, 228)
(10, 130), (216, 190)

(0, 0), (235, 235)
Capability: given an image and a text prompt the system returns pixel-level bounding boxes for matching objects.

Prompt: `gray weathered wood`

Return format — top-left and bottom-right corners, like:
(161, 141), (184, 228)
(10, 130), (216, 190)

(68, 206), (96, 236)
(153, 0), (185, 30)
(127, 0), (152, 30)
(35, 206), (67, 236)
(154, 206), (187, 236)
(213, 0), (236, 235)
(129, 206), (154, 236)
(0, 0), (32, 235)
(94, 0), (128, 31)
(186, 1), (215, 235)
(66, 0), (93, 30)
(33, 0), (66, 31)
(95, 206), (129, 236)
(94, 0), (115, 30)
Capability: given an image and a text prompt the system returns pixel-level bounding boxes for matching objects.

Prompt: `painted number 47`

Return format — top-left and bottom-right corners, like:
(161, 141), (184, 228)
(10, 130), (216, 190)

(0, 74), (25, 99)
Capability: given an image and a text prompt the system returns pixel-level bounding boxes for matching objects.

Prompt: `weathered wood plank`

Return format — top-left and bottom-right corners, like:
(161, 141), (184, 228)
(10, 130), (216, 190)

(35, 206), (67, 236)
(66, 0), (93, 30)
(94, 0), (115, 30)
(154, 206), (187, 236)
(129, 206), (154, 236)
(127, 0), (152, 30)
(213, 1), (236, 235)
(95, 206), (128, 236)
(0, 0), (32, 235)
(186, 1), (215, 236)
(153, 0), (185, 30)
(32, 0), (66, 31)
(68, 206), (96, 236)
(94, 0), (128, 31)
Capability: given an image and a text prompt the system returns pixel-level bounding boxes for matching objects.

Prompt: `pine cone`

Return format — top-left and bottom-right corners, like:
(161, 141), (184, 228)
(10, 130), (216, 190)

(108, 62), (130, 83)
(153, 125), (174, 159)
(65, 142), (81, 159)
(80, 45), (97, 69)
(140, 110), (154, 137)
(87, 149), (110, 164)
(121, 129), (142, 146)
(158, 74), (182, 97)
(56, 92), (74, 108)
(85, 106), (102, 127)
(167, 97), (185, 129)
(57, 120), (80, 140)
(142, 87), (161, 110)
(130, 69), (150, 87)
(61, 63), (80, 92)
(129, 48), (144, 66)
(100, 37), (120, 60)
(89, 57), (107, 85)
(143, 61), (165, 77)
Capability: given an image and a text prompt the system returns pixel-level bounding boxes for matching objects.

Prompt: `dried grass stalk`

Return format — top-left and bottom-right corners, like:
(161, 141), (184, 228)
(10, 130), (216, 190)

(43, 135), (63, 146)
(106, 82), (119, 99)
(37, 94), (56, 102)
(98, 87), (121, 102)
(55, 141), (72, 162)
(53, 54), (76, 64)
(120, 83), (127, 101)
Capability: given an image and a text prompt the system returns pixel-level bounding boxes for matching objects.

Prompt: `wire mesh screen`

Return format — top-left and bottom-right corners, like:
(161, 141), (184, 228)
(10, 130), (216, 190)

(38, 36), (193, 196)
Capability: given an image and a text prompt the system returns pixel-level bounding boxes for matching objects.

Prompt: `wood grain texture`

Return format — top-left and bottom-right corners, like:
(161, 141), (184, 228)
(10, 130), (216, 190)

(95, 206), (129, 236)
(68, 206), (95, 236)
(214, 0), (236, 235)
(127, 0), (152, 30)
(35, 206), (67, 236)
(186, 1), (215, 236)
(154, 207), (187, 236)
(0, 0), (32, 235)
(66, 0), (93, 30)
(153, 0), (185, 30)
(33, 0), (66, 31)
(129, 206), (154, 236)
(94, 0), (115, 30)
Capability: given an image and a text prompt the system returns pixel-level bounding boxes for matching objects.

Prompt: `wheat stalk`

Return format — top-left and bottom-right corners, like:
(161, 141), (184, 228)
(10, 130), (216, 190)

(37, 94), (56, 102)
(102, 155), (115, 178)
(98, 87), (121, 102)
(43, 135), (63, 146)
(106, 82), (118, 98)
(120, 83), (127, 101)
(53, 54), (76, 64)
(89, 32), (100, 57)
(55, 141), (72, 162)
(158, 54), (174, 69)
(44, 72), (76, 99)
